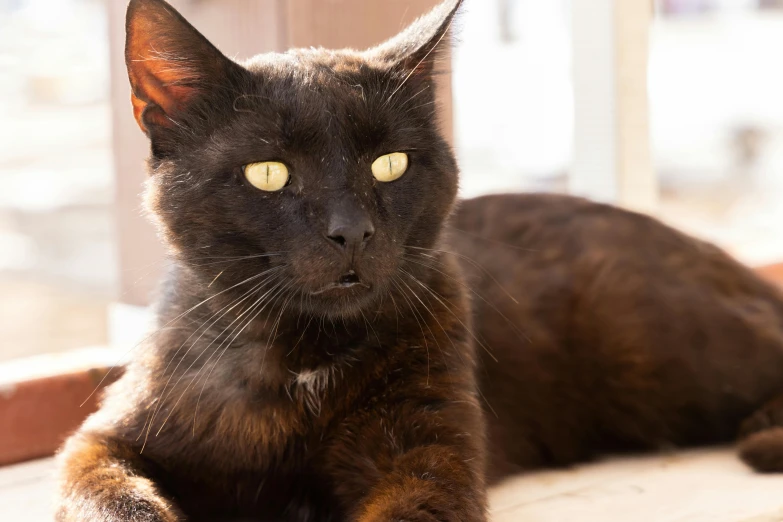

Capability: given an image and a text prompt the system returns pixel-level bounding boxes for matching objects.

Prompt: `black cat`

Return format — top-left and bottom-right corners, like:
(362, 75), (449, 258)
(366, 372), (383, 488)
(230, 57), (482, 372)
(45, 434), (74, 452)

(56, 1), (783, 521)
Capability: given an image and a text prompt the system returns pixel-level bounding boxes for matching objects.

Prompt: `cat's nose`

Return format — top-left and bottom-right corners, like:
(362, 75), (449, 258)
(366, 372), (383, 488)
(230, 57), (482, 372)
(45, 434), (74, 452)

(326, 214), (375, 252)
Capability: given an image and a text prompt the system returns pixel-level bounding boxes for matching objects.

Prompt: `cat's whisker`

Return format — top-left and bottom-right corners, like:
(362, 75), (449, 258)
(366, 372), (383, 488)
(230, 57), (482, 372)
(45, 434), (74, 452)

(155, 275), (289, 437)
(359, 307), (382, 349)
(445, 226), (539, 253)
(85, 267), (281, 410)
(477, 387), (499, 420)
(405, 245), (519, 305)
(164, 114), (197, 137)
(192, 278), (296, 430)
(396, 269), (460, 359)
(141, 270), (285, 447)
(126, 253), (287, 275)
(401, 273), (464, 396)
(140, 283), (266, 448)
(156, 276), (274, 389)
(148, 267), (283, 404)
(394, 277), (442, 385)
(288, 314), (315, 357)
(208, 270), (226, 288)
(404, 101), (436, 114)
(399, 268), (498, 364)
(393, 273), (462, 397)
(387, 287), (402, 331)
(146, 273), (283, 428)
(193, 276), (294, 418)
(255, 283), (299, 395)
(395, 85), (432, 113)
(123, 252), (287, 306)
(403, 254), (530, 344)
(389, 277), (432, 386)
(383, 10), (457, 106)
(188, 295), (271, 433)
(258, 281), (297, 367)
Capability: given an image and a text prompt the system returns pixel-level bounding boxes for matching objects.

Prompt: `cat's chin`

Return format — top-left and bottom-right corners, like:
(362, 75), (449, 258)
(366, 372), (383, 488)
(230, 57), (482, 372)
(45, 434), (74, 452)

(309, 280), (372, 297)
(299, 282), (381, 320)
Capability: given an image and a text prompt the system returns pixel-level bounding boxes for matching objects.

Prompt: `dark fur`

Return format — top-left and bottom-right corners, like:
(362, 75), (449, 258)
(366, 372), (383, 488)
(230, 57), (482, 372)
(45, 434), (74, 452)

(56, 0), (783, 520)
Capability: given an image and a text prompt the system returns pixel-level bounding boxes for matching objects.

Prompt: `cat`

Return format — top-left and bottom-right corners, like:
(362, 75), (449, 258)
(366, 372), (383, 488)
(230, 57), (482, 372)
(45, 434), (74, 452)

(55, 0), (783, 520)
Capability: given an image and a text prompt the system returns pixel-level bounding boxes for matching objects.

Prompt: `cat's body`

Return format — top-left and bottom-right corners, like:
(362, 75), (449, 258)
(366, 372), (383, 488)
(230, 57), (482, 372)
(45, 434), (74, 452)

(56, 1), (783, 521)
(454, 194), (783, 477)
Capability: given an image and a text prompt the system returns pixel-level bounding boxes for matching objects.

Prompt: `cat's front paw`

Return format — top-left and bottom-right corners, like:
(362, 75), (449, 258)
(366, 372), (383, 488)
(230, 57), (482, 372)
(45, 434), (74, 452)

(360, 504), (484, 522)
(106, 496), (179, 522)
(57, 499), (179, 522)
(56, 476), (181, 522)
(365, 513), (476, 522)
(361, 512), (437, 522)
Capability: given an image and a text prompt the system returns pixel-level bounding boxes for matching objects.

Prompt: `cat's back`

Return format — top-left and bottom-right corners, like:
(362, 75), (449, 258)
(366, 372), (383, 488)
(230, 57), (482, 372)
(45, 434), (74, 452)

(445, 193), (783, 473)
(449, 192), (777, 301)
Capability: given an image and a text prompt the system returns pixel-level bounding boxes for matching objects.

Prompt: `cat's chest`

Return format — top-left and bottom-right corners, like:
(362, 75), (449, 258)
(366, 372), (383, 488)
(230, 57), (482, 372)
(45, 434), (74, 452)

(143, 327), (399, 478)
(167, 348), (364, 467)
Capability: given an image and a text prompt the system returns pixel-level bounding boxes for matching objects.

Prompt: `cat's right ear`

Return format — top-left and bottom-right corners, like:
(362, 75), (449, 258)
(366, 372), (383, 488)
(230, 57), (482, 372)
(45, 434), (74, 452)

(368, 0), (463, 82)
(125, 0), (237, 138)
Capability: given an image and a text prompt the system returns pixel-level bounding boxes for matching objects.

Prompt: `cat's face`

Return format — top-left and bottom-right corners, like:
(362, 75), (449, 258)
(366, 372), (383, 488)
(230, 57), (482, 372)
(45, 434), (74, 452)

(127, 0), (462, 318)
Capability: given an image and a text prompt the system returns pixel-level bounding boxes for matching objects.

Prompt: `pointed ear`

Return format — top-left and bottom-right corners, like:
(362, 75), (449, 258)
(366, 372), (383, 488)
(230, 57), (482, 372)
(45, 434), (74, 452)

(368, 0), (463, 79)
(125, 0), (236, 136)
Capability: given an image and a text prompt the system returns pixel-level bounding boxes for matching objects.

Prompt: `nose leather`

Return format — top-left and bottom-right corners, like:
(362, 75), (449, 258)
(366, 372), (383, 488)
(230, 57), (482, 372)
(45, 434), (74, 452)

(325, 200), (375, 259)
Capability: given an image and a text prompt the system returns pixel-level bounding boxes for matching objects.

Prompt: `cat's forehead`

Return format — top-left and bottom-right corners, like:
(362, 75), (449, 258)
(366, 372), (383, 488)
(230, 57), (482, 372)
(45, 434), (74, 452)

(243, 48), (382, 85)
(223, 49), (412, 159)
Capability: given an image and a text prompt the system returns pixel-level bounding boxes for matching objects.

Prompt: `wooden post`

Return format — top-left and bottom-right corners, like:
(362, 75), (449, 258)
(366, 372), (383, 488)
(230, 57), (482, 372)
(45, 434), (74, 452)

(570, 0), (657, 213)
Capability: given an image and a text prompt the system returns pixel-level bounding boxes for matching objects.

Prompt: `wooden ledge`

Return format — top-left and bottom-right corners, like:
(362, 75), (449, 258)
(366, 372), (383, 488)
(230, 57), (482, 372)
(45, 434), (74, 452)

(0, 347), (122, 466)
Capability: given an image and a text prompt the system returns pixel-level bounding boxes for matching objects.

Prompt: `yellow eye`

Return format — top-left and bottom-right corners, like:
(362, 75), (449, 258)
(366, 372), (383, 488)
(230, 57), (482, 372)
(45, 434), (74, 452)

(371, 152), (409, 182)
(244, 162), (290, 192)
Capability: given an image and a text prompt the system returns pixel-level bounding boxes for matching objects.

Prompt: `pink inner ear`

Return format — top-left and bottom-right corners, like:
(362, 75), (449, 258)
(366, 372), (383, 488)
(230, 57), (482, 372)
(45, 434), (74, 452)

(127, 16), (202, 132)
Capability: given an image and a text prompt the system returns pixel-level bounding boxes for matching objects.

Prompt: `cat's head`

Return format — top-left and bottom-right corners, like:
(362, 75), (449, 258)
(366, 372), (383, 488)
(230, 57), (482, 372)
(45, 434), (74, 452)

(126, 0), (462, 318)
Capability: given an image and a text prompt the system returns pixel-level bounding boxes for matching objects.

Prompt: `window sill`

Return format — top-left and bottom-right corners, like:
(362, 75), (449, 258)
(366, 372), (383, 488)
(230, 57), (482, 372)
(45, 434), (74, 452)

(0, 347), (122, 466)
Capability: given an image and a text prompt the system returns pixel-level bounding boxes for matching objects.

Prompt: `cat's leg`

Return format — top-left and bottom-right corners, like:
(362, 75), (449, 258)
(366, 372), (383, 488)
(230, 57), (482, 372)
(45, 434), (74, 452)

(738, 393), (783, 472)
(56, 430), (183, 522)
(325, 397), (488, 522)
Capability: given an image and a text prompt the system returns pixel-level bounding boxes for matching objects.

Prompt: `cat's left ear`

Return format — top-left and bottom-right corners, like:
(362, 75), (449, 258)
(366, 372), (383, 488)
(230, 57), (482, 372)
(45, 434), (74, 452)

(125, 0), (239, 137)
(368, 0), (463, 81)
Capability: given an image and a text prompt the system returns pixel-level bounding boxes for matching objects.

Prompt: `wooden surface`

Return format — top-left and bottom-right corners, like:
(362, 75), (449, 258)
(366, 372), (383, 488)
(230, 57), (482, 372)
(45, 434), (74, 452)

(491, 449), (783, 522)
(4, 449), (783, 521)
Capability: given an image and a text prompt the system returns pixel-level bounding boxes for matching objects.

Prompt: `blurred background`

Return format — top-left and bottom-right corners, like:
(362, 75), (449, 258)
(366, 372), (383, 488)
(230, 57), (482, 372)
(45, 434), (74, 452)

(2, 0), (783, 363)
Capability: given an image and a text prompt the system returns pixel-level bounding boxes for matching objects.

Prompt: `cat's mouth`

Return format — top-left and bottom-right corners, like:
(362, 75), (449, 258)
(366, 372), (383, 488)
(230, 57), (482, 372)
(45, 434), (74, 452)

(310, 271), (371, 296)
